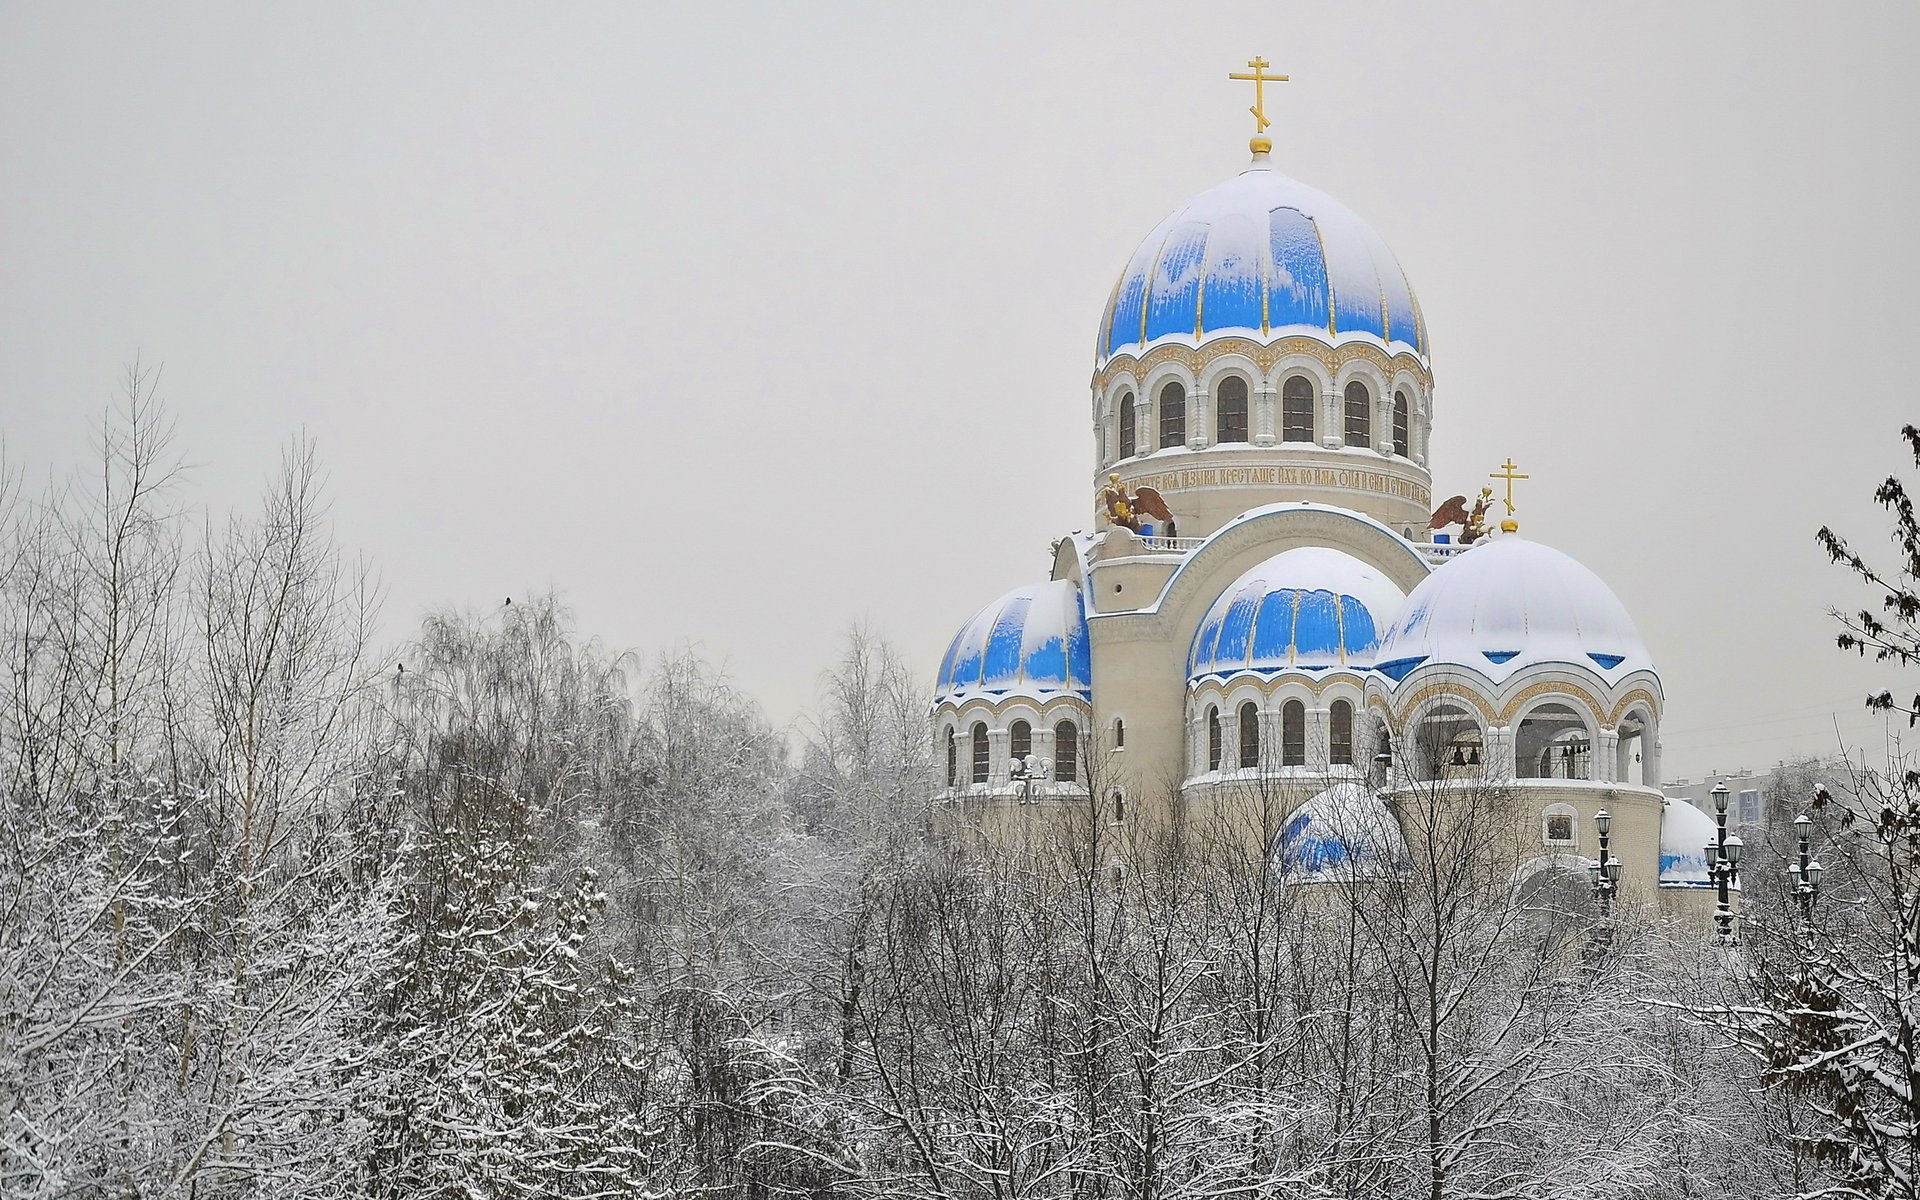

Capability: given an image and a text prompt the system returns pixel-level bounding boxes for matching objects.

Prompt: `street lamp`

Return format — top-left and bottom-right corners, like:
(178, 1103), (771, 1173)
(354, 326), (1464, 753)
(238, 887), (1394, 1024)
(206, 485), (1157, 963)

(1010, 753), (1052, 805)
(1707, 782), (1742, 944)
(1787, 811), (1823, 919)
(1589, 808), (1618, 949)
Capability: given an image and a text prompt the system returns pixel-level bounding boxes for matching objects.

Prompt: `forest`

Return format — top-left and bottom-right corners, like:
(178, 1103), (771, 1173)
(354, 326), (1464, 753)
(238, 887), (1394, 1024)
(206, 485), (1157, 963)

(5, 384), (1919, 1199)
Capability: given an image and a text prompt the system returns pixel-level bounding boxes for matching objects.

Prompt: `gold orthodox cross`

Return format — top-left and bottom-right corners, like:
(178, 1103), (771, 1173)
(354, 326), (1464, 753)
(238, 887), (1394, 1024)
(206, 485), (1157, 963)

(1490, 457), (1530, 532)
(1228, 56), (1288, 134)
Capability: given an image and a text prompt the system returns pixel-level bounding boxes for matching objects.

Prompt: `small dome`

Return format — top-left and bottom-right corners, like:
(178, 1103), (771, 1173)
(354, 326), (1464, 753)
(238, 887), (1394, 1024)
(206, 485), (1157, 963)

(1372, 536), (1653, 684)
(1189, 546), (1406, 679)
(1276, 781), (1406, 882)
(1660, 799), (1717, 887)
(1099, 157), (1426, 365)
(934, 581), (1091, 706)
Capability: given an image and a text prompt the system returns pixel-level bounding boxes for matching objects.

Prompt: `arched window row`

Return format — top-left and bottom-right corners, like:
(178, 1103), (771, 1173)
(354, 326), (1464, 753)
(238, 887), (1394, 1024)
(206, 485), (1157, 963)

(936, 710), (1092, 792)
(1189, 694), (1364, 777)
(1101, 370), (1429, 465)
(1369, 690), (1661, 786)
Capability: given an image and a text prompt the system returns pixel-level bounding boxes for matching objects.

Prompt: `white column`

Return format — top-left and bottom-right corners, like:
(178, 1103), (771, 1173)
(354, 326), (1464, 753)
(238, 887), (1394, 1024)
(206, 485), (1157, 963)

(1376, 394), (1394, 456)
(1483, 724), (1515, 780)
(1254, 384), (1277, 446)
(1188, 388), (1209, 449)
(1322, 388), (1342, 448)
(1308, 704), (1332, 771)
(988, 728), (1011, 786)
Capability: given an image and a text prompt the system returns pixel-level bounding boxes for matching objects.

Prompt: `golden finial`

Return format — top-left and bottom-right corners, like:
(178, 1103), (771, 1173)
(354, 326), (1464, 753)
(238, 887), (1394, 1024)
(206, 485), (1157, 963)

(1489, 458), (1530, 533)
(1228, 56), (1289, 156)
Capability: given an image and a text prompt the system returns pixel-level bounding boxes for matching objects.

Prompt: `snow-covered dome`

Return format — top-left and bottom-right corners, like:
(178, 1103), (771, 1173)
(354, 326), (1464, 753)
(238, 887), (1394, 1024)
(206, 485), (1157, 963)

(1189, 546), (1406, 680)
(934, 581), (1092, 706)
(1372, 536), (1653, 685)
(1275, 781), (1407, 882)
(1660, 799), (1716, 888)
(1098, 153), (1426, 365)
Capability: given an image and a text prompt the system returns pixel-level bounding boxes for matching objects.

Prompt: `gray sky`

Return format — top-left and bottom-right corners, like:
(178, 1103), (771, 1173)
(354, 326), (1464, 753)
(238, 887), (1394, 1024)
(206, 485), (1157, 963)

(4, 2), (1916, 782)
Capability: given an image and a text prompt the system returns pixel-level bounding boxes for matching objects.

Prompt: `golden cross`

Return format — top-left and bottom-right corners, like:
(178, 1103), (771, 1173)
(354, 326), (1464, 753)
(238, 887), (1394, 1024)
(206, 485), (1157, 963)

(1228, 56), (1289, 134)
(1490, 457), (1530, 532)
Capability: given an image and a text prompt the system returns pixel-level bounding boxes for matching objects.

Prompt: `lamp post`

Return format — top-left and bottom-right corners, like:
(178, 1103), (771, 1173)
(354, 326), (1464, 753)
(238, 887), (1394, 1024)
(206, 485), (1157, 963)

(1589, 808), (1620, 949)
(1707, 781), (1744, 944)
(1010, 753), (1052, 805)
(1787, 811), (1824, 919)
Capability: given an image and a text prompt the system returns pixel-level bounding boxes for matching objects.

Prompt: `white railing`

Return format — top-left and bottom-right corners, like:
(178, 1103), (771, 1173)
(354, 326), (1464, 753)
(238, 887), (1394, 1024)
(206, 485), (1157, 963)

(1417, 541), (1474, 566)
(1139, 534), (1204, 554)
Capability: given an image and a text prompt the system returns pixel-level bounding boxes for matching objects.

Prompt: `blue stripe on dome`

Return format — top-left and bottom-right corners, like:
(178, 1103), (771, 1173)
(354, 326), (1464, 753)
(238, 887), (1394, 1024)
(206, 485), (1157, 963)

(1144, 223), (1209, 342)
(1215, 587), (1262, 669)
(1267, 208), (1330, 333)
(947, 634), (985, 692)
(1200, 210), (1265, 334)
(1107, 251), (1155, 356)
(936, 626), (967, 692)
(1189, 606), (1225, 675)
(1067, 608), (1091, 688)
(981, 596), (1032, 686)
(1339, 595), (1379, 656)
(1332, 250), (1386, 340)
(1380, 254), (1421, 351)
(1293, 590), (1344, 660)
(1249, 588), (1297, 665)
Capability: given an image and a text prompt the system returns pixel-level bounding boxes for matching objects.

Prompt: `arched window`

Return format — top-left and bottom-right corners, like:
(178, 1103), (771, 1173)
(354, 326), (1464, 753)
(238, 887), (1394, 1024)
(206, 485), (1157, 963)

(1281, 699), (1306, 766)
(1517, 703), (1591, 780)
(1010, 719), (1032, 763)
(1159, 381), (1185, 449)
(1112, 791), (1127, 822)
(1207, 705), (1222, 771)
(945, 728), (957, 787)
(970, 721), (989, 784)
(1392, 390), (1411, 457)
(1344, 381), (1371, 447)
(1118, 393), (1136, 459)
(1054, 719), (1079, 784)
(1542, 802), (1578, 846)
(1113, 718), (1125, 749)
(1281, 376), (1315, 443)
(1238, 701), (1260, 768)
(1216, 376), (1249, 443)
(1329, 700), (1354, 766)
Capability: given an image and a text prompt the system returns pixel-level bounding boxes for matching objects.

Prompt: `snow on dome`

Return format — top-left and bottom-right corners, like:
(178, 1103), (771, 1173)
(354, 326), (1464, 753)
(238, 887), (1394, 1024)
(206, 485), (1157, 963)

(1098, 157), (1426, 365)
(1371, 536), (1653, 685)
(934, 581), (1091, 706)
(1189, 546), (1406, 680)
(1660, 798), (1717, 888)
(1275, 781), (1407, 882)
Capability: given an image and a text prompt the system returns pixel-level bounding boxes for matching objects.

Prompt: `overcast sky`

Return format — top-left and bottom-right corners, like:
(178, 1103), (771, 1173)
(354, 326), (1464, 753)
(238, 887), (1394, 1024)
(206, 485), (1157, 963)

(4, 2), (1916, 782)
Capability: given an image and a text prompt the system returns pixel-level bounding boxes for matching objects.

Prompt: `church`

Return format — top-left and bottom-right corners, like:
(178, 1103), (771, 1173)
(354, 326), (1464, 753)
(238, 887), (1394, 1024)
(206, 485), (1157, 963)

(929, 61), (1723, 923)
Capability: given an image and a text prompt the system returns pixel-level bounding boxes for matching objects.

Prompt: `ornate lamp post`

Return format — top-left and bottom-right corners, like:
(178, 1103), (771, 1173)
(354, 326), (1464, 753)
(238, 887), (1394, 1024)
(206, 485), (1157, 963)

(1787, 811), (1824, 919)
(1589, 808), (1621, 949)
(1706, 781), (1744, 944)
(1010, 753), (1052, 805)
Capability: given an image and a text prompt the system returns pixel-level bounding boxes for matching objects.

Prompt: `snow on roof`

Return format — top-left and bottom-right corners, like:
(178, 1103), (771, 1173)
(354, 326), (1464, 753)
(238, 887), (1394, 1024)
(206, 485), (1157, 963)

(933, 580), (1092, 707)
(1371, 535), (1654, 685)
(1189, 546), (1407, 679)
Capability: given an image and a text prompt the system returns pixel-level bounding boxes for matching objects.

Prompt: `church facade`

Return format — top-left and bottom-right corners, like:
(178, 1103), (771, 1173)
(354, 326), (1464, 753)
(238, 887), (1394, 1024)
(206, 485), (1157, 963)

(929, 78), (1717, 921)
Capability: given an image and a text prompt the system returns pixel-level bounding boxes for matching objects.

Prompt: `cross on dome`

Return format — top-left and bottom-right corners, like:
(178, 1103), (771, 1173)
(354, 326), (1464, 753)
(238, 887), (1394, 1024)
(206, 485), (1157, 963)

(1227, 55), (1289, 154)
(1490, 457), (1530, 533)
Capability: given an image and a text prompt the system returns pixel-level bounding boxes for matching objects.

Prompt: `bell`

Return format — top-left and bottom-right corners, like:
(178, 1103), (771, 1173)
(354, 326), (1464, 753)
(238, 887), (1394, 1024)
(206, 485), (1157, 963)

(1450, 746), (1466, 767)
(1467, 745), (1481, 767)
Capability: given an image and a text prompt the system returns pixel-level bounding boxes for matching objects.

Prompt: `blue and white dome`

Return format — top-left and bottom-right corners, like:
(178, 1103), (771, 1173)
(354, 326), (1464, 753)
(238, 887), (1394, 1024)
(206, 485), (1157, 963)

(1276, 781), (1407, 882)
(1372, 537), (1653, 685)
(1099, 156), (1427, 365)
(1660, 799), (1716, 888)
(1189, 547), (1406, 680)
(934, 581), (1092, 706)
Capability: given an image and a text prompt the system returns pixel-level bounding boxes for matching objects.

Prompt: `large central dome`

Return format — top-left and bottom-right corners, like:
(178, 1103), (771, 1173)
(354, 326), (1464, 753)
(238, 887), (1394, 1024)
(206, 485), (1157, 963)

(1098, 153), (1427, 365)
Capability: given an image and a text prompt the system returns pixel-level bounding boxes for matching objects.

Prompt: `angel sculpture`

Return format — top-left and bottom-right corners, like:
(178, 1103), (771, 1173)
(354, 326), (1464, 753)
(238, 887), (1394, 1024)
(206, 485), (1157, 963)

(1101, 473), (1178, 538)
(1429, 486), (1493, 545)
